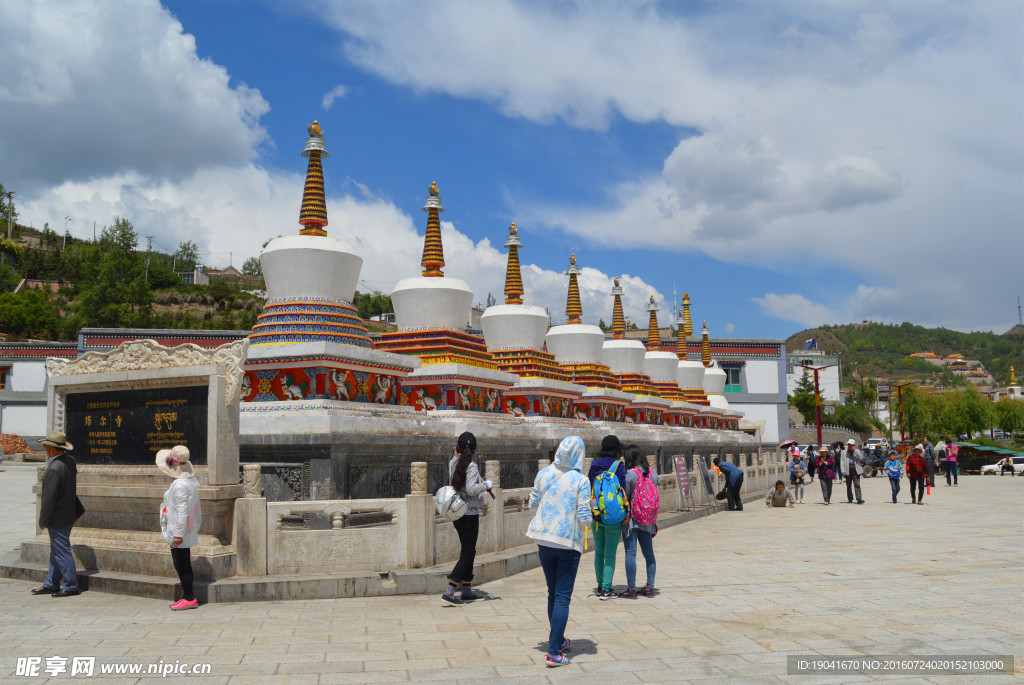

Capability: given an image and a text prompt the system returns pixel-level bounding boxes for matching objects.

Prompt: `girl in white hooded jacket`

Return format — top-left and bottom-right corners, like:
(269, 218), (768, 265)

(157, 445), (202, 611)
(526, 435), (592, 667)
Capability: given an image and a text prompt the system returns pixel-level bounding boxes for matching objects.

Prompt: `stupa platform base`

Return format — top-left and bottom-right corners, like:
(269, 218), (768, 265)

(617, 372), (655, 397)
(650, 380), (685, 402)
(242, 341), (420, 404)
(501, 376), (587, 418)
(561, 362), (622, 391)
(396, 363), (517, 413)
(625, 395), (673, 425)
(490, 347), (573, 383)
(680, 389), (710, 406)
(571, 387), (635, 422)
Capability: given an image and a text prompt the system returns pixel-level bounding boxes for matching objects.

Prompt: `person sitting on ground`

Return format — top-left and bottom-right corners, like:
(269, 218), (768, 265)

(765, 480), (795, 508)
(1000, 455), (1016, 476)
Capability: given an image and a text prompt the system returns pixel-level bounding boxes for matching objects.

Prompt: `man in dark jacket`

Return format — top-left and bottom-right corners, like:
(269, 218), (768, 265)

(34, 430), (84, 597)
(713, 457), (744, 511)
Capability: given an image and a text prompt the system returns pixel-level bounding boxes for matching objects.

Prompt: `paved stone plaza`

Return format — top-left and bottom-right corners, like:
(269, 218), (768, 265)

(1, 460), (1020, 683)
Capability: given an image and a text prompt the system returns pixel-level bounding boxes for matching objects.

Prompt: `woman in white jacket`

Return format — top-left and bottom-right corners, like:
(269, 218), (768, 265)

(157, 445), (202, 611)
(526, 435), (592, 667)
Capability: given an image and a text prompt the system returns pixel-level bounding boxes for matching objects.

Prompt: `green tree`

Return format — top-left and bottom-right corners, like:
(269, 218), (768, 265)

(790, 392), (817, 424)
(241, 256), (262, 278)
(0, 263), (20, 292)
(355, 290), (393, 320)
(173, 240), (200, 272)
(76, 217), (152, 326)
(485, 292), (496, 308)
(794, 369), (815, 394)
(934, 387), (990, 439)
(992, 397), (1024, 436)
(0, 289), (58, 339)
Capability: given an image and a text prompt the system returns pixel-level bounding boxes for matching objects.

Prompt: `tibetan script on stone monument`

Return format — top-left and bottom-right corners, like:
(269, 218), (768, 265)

(65, 385), (208, 464)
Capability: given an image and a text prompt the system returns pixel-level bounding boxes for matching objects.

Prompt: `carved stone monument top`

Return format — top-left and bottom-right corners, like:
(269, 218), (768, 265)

(46, 339), (249, 406)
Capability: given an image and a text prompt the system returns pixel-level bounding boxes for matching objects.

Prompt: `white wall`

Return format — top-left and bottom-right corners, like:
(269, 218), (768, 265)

(0, 405), (47, 437)
(730, 403), (782, 444)
(744, 360), (781, 395)
(786, 365), (840, 402)
(10, 361), (48, 392)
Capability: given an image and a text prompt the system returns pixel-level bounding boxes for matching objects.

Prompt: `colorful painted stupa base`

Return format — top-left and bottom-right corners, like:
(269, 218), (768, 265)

(502, 376), (587, 418)
(249, 297), (373, 348)
(663, 401), (701, 428)
(396, 364), (515, 413)
(376, 328), (498, 370)
(565, 387), (634, 422)
(624, 395), (672, 425)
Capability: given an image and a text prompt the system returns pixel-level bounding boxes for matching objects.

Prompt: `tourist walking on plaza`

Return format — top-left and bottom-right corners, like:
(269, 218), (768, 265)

(588, 435), (627, 599)
(806, 444), (817, 482)
(765, 480), (795, 508)
(33, 430), (85, 598)
(907, 445), (927, 504)
(815, 445), (835, 504)
(789, 450), (806, 503)
(620, 445), (658, 599)
(841, 439), (865, 504)
(944, 439), (959, 486)
(885, 450), (903, 503)
(713, 456), (744, 511)
(157, 445), (202, 610)
(832, 442), (844, 483)
(526, 435), (592, 667)
(923, 436), (937, 487)
(443, 432), (492, 604)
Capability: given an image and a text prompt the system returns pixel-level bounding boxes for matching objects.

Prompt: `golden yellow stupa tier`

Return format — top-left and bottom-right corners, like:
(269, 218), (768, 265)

(560, 362), (622, 391)
(611, 277), (625, 339)
(701, 320), (712, 368)
(298, 123), (329, 236)
(490, 348), (573, 382)
(617, 372), (655, 396)
(420, 181), (445, 277)
(681, 291), (694, 338)
(646, 295), (661, 347)
(650, 380), (684, 402)
(376, 329), (497, 370)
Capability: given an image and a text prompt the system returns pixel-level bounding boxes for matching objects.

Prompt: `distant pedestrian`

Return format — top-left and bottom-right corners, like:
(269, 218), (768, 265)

(157, 445), (202, 610)
(789, 450), (806, 503)
(944, 439), (959, 486)
(526, 435), (592, 667)
(620, 445), (658, 599)
(588, 435), (627, 599)
(999, 455), (1015, 476)
(443, 432), (492, 604)
(713, 457), (744, 511)
(923, 436), (937, 487)
(765, 480), (795, 508)
(816, 445), (835, 504)
(33, 430), (85, 598)
(884, 450), (903, 503)
(841, 439), (865, 504)
(806, 444), (817, 482)
(832, 443), (845, 483)
(907, 445), (927, 504)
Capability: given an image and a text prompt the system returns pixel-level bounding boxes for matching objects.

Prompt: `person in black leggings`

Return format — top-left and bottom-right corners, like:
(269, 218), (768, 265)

(442, 432), (492, 604)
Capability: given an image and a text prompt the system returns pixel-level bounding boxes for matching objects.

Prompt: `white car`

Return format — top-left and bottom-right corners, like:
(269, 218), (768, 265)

(981, 456), (1024, 475)
(865, 438), (888, 452)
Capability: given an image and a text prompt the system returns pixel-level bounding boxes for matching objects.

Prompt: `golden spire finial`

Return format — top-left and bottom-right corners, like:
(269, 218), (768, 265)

(681, 291), (693, 338)
(420, 181), (445, 276)
(1012, 365), (1017, 385)
(503, 222), (524, 305)
(565, 254), (582, 324)
(299, 120), (329, 236)
(701, 320), (711, 368)
(646, 295), (661, 347)
(611, 277), (625, 338)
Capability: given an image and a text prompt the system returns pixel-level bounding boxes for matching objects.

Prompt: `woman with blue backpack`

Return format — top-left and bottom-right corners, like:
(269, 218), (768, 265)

(526, 435), (593, 667)
(620, 445), (659, 599)
(588, 434), (628, 600)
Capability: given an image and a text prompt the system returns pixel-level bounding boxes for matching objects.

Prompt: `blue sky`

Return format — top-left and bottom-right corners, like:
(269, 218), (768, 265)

(3, 1), (1022, 340)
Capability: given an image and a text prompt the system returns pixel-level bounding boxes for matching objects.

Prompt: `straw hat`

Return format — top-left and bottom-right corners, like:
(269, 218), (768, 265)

(156, 445), (195, 479)
(38, 430), (73, 451)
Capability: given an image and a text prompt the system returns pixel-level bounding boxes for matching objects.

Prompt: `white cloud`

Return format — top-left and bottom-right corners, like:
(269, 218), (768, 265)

(753, 293), (842, 328)
(321, 85), (349, 111)
(0, 0), (267, 188)
(313, 0), (1021, 331)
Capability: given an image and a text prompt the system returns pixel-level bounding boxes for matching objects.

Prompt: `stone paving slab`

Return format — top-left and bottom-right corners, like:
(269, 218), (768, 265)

(0, 462), (1021, 683)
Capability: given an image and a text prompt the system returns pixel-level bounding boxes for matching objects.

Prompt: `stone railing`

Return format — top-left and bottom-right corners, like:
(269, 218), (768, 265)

(789, 424), (863, 445)
(235, 457), (788, 577)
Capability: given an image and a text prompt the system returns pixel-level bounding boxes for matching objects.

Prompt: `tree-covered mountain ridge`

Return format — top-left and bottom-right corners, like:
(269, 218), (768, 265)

(785, 322), (1023, 387)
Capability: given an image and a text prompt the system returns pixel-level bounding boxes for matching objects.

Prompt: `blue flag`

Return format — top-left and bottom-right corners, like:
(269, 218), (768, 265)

(803, 338), (817, 350)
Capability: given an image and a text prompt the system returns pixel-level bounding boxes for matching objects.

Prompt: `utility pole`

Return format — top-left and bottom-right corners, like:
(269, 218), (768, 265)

(800, 364), (836, 445)
(145, 235), (154, 283)
(63, 216), (72, 250)
(93, 221), (96, 243)
(5, 191), (14, 240)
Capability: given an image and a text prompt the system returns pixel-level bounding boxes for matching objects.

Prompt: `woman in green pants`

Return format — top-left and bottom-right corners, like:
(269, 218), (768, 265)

(587, 435), (627, 599)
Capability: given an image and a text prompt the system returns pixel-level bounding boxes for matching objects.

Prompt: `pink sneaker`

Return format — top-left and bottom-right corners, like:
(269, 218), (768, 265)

(170, 598), (198, 611)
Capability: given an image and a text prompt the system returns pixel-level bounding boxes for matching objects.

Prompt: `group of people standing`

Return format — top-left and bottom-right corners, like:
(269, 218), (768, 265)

(441, 432), (660, 667)
(783, 440), (865, 505)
